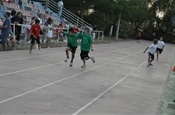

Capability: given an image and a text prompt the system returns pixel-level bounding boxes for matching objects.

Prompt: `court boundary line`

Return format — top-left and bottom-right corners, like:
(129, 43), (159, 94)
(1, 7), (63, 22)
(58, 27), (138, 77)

(0, 50), (143, 104)
(72, 61), (147, 115)
(0, 42), (136, 62)
(0, 45), (141, 77)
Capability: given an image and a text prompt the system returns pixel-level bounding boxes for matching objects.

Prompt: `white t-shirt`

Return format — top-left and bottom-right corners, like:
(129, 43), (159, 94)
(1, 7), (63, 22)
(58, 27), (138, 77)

(148, 44), (157, 54)
(38, 17), (43, 24)
(58, 1), (63, 9)
(157, 40), (165, 49)
(47, 24), (53, 38)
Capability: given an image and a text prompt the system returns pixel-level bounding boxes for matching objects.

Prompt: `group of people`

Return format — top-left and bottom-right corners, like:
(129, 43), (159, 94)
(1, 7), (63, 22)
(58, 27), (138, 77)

(144, 37), (165, 67)
(29, 18), (95, 68)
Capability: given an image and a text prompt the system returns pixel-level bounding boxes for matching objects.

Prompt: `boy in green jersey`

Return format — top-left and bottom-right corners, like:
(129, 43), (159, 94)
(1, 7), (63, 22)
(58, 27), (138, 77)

(64, 28), (79, 66)
(80, 27), (95, 68)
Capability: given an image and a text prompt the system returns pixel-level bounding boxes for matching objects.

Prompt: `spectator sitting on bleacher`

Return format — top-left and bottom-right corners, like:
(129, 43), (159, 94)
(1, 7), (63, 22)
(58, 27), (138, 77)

(0, 12), (11, 51)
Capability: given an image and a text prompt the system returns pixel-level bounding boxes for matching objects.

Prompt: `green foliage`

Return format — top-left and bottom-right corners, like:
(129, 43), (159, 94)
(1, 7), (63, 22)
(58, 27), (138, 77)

(53, 0), (175, 43)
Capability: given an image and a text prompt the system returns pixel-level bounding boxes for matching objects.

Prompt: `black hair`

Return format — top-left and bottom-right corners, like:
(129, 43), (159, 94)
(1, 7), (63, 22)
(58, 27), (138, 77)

(153, 39), (158, 44)
(69, 28), (74, 32)
(45, 18), (53, 25)
(35, 19), (40, 24)
(31, 16), (36, 20)
(6, 12), (10, 17)
(11, 10), (16, 16)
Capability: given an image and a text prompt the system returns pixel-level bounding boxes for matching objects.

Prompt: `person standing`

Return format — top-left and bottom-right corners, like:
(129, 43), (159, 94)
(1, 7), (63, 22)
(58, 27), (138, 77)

(45, 18), (54, 48)
(11, 12), (24, 44)
(79, 27), (95, 68)
(0, 12), (11, 51)
(92, 25), (97, 41)
(57, 0), (63, 21)
(156, 37), (165, 60)
(136, 30), (142, 43)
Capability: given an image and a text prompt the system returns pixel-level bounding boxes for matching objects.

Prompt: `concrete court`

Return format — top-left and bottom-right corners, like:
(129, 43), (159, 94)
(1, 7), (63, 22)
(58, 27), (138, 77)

(0, 40), (174, 115)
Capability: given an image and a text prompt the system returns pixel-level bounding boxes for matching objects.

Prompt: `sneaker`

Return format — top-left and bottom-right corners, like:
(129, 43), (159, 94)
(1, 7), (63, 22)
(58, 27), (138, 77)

(91, 57), (95, 63)
(149, 64), (153, 66)
(81, 65), (86, 68)
(147, 64), (149, 67)
(64, 58), (69, 62)
(70, 62), (73, 67)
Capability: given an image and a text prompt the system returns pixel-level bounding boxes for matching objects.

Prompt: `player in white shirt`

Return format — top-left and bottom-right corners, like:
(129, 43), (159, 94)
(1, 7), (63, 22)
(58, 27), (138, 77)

(156, 37), (165, 60)
(143, 39), (158, 67)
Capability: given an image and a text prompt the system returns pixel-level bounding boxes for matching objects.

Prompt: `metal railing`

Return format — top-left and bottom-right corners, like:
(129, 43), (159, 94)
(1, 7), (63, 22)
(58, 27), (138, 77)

(30, 0), (92, 28)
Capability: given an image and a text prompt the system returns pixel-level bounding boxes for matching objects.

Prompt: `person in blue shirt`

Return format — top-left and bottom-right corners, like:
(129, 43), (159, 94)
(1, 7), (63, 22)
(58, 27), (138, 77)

(0, 12), (11, 51)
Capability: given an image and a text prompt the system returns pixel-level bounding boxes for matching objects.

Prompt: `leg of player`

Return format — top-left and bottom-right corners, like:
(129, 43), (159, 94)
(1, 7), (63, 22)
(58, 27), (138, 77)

(64, 47), (70, 62)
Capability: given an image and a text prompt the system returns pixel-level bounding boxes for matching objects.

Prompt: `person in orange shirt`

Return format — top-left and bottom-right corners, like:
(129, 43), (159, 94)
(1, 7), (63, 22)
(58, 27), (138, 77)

(136, 31), (142, 43)
(57, 24), (64, 42)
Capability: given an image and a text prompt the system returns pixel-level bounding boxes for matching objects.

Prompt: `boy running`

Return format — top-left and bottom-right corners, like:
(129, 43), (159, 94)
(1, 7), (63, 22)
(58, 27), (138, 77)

(156, 37), (165, 60)
(64, 28), (79, 67)
(29, 19), (44, 54)
(143, 39), (158, 67)
(79, 27), (95, 68)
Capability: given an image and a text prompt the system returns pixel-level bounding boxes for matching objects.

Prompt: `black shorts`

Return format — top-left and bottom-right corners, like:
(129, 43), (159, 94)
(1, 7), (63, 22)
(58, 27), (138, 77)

(148, 52), (154, 60)
(156, 48), (163, 54)
(31, 35), (40, 45)
(67, 43), (77, 53)
(80, 50), (89, 59)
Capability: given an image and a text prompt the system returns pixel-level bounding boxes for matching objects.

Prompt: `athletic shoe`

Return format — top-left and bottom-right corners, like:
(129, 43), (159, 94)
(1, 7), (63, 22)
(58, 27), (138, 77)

(91, 57), (95, 63)
(70, 62), (73, 67)
(81, 65), (86, 68)
(149, 64), (153, 66)
(147, 64), (149, 67)
(64, 58), (69, 62)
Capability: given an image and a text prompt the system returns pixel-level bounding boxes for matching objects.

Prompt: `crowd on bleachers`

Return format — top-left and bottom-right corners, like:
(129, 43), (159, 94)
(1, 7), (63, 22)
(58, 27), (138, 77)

(0, 0), (98, 52)
(0, 0), (87, 51)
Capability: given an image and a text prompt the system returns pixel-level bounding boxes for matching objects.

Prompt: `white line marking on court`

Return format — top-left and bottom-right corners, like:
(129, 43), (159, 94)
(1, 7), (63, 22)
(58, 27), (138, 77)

(0, 50), (143, 104)
(0, 43), (127, 62)
(0, 52), (64, 62)
(0, 46), (140, 77)
(72, 61), (147, 115)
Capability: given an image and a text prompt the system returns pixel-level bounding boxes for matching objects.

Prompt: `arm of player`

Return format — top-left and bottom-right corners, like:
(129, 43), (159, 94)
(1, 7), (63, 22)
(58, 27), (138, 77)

(143, 47), (149, 53)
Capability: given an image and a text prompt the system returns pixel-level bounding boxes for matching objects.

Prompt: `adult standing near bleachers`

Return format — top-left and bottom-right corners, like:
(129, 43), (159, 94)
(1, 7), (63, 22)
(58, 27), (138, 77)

(0, 12), (11, 51)
(11, 12), (24, 44)
(57, 0), (63, 21)
(15, 12), (24, 44)
(45, 18), (54, 48)
(10, 9), (16, 35)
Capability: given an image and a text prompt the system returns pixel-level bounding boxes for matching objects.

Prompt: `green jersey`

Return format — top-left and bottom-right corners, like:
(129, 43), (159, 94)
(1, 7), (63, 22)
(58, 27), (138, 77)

(80, 34), (92, 51)
(64, 32), (79, 47)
